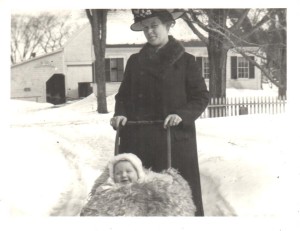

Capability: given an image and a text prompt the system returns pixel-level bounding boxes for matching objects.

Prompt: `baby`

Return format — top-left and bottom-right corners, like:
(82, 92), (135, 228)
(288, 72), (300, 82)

(95, 153), (146, 192)
(80, 153), (195, 216)
(113, 160), (138, 184)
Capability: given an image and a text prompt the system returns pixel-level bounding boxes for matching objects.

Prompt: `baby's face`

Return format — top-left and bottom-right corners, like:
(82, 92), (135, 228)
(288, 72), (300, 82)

(114, 161), (138, 185)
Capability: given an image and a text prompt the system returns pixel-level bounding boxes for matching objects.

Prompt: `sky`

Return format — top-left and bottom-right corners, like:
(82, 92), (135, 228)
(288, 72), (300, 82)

(1, 84), (300, 230)
(105, 10), (199, 44)
(10, 8), (199, 45)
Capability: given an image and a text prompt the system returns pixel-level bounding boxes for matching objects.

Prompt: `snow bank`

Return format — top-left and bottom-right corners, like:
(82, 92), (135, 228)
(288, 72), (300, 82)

(9, 99), (53, 113)
(3, 91), (298, 218)
(1, 128), (86, 216)
(227, 83), (278, 98)
(197, 115), (286, 216)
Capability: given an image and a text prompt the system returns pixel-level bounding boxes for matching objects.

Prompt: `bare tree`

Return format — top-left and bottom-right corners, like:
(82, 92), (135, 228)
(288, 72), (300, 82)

(11, 14), (42, 63)
(38, 13), (74, 53)
(265, 9), (286, 97)
(182, 9), (286, 98)
(11, 12), (76, 64)
(86, 9), (108, 113)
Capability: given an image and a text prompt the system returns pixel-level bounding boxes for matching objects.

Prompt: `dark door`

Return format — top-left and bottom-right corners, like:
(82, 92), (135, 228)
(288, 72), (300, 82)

(46, 74), (66, 105)
(78, 82), (93, 98)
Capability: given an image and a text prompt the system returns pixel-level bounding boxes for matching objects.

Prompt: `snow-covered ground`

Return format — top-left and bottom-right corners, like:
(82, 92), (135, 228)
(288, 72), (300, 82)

(1, 85), (299, 230)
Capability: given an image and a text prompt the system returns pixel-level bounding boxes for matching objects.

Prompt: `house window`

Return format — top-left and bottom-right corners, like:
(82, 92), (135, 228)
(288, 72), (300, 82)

(203, 57), (210, 79)
(237, 57), (249, 78)
(196, 57), (210, 79)
(105, 58), (124, 82)
(231, 56), (255, 79)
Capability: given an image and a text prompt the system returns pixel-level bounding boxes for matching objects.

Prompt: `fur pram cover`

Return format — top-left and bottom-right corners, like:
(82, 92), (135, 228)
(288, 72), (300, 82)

(80, 168), (196, 216)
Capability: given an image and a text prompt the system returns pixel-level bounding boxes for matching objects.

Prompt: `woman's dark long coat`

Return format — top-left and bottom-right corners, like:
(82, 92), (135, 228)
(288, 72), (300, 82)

(114, 36), (209, 216)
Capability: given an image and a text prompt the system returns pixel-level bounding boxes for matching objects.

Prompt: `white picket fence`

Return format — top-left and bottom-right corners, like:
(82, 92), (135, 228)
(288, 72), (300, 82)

(200, 96), (287, 118)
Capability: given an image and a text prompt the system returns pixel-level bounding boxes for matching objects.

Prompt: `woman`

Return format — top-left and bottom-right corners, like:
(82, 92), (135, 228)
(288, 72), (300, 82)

(110, 9), (209, 216)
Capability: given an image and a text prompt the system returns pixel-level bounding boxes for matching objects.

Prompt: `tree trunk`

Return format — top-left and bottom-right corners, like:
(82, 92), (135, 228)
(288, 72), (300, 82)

(207, 9), (228, 98)
(208, 41), (228, 98)
(88, 9), (108, 113)
(278, 10), (287, 98)
(206, 9), (229, 117)
(207, 40), (228, 117)
(278, 47), (287, 98)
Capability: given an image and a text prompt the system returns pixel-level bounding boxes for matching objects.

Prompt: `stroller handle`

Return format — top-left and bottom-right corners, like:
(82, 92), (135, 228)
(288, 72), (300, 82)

(115, 120), (172, 168)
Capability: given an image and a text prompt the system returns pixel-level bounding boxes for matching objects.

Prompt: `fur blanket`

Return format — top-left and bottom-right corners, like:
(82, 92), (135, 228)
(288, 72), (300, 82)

(80, 168), (196, 216)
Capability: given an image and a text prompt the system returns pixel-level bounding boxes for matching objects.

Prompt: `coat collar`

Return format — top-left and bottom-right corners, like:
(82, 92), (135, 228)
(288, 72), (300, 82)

(138, 36), (185, 78)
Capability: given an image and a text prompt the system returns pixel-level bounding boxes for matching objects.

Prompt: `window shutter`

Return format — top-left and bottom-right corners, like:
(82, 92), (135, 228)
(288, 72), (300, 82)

(105, 58), (111, 82)
(117, 58), (124, 82)
(231, 56), (237, 79)
(92, 62), (95, 83)
(196, 57), (203, 77)
(249, 56), (255, 79)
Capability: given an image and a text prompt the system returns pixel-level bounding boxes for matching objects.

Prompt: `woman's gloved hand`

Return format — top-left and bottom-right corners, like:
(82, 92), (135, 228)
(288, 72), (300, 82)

(163, 114), (182, 129)
(110, 116), (127, 129)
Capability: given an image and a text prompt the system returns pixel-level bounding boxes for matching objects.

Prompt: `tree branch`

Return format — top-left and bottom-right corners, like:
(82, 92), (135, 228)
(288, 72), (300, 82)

(182, 13), (208, 45)
(230, 9), (251, 32)
(240, 12), (271, 40)
(186, 9), (210, 33)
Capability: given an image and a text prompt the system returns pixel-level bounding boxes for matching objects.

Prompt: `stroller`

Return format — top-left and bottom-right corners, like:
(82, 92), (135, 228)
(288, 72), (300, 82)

(80, 121), (196, 216)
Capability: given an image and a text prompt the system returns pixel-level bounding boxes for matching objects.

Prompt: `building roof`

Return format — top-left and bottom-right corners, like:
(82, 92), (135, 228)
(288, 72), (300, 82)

(12, 39), (207, 67)
(11, 23), (90, 68)
(11, 20), (257, 68)
(106, 39), (207, 48)
(11, 49), (63, 68)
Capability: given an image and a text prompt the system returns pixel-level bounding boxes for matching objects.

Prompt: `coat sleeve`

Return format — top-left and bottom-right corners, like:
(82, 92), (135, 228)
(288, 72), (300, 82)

(113, 55), (134, 117)
(174, 55), (209, 126)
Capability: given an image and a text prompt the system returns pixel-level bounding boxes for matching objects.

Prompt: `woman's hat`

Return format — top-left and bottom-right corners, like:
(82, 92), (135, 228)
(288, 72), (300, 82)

(130, 9), (184, 31)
